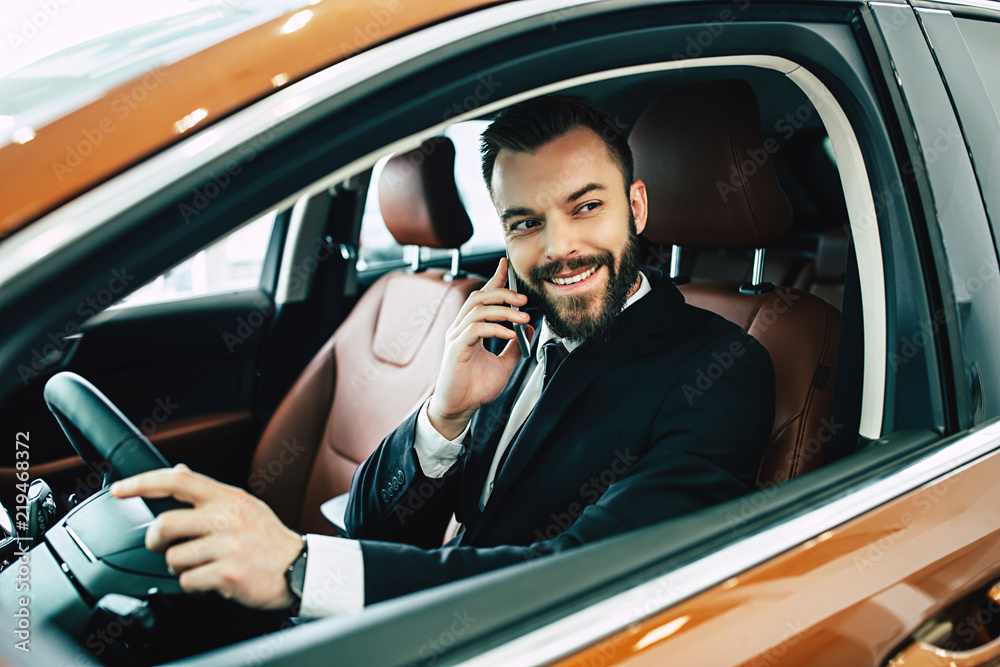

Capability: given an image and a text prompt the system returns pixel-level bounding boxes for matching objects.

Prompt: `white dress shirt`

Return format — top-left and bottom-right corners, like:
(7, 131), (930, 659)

(299, 271), (652, 619)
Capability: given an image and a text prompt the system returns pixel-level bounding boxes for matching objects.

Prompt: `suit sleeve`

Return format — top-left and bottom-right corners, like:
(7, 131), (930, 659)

(357, 334), (776, 605)
(344, 408), (464, 549)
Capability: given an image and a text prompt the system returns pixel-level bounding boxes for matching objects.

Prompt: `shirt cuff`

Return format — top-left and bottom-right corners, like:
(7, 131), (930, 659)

(413, 398), (469, 478)
(299, 534), (365, 619)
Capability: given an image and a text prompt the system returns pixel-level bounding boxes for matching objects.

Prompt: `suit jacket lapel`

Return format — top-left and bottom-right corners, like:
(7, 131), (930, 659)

(464, 270), (685, 543)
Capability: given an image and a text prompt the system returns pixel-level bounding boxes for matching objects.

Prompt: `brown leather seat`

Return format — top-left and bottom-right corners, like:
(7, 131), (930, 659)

(630, 80), (841, 487)
(252, 138), (485, 534)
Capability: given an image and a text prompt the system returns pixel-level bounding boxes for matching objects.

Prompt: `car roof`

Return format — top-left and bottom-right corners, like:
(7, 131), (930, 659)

(8, 0), (995, 240)
(0, 0), (499, 239)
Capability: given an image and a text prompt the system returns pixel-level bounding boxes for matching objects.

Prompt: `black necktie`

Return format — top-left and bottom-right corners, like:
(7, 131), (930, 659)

(493, 339), (570, 476)
(541, 339), (570, 391)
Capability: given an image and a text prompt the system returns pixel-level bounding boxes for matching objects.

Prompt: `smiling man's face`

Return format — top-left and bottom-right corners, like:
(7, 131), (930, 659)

(491, 126), (648, 342)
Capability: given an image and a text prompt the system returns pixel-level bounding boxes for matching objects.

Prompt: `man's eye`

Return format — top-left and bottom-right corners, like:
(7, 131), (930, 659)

(512, 219), (540, 231)
(578, 202), (601, 214)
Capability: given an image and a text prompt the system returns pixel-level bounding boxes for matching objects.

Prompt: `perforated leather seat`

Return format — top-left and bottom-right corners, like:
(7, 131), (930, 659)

(252, 138), (485, 534)
(630, 80), (841, 486)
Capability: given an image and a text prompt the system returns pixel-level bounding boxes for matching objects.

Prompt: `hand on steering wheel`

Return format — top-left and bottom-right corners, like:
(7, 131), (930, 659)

(111, 465), (303, 610)
(44, 371), (303, 610)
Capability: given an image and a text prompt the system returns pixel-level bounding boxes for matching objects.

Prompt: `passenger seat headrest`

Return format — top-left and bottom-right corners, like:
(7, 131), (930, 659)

(814, 229), (849, 282)
(630, 79), (793, 249)
(378, 137), (474, 249)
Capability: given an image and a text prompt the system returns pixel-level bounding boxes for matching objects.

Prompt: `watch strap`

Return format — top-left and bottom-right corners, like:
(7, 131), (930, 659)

(285, 536), (308, 602)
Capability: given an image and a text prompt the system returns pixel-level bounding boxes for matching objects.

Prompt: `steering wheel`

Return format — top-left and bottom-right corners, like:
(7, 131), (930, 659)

(43, 371), (187, 516)
(32, 372), (287, 661)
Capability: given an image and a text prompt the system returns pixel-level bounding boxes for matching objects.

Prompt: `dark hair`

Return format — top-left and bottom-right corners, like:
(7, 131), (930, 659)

(479, 95), (633, 195)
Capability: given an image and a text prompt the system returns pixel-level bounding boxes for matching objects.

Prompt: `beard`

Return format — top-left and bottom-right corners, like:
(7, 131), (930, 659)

(515, 211), (641, 344)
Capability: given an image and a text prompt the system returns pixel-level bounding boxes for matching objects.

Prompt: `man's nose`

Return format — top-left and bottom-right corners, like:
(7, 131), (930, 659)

(543, 217), (580, 262)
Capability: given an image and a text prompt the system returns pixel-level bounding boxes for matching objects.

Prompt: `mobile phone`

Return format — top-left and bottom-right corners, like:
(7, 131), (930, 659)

(506, 253), (531, 359)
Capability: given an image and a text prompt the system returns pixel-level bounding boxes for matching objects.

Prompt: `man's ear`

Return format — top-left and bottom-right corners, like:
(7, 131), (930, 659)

(630, 179), (648, 235)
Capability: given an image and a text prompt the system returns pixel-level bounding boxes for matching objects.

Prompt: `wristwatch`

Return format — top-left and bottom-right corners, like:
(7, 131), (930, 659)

(285, 536), (308, 607)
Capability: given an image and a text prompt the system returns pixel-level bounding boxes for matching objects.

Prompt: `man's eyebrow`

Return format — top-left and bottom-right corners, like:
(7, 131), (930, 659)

(567, 183), (605, 203)
(500, 206), (538, 227)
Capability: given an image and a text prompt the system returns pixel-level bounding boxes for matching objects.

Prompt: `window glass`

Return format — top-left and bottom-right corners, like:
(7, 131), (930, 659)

(113, 211), (276, 307)
(357, 121), (503, 270)
(956, 18), (1000, 121)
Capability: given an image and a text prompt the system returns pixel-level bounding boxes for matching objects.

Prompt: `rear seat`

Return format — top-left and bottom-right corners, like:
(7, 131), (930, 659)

(793, 229), (848, 310)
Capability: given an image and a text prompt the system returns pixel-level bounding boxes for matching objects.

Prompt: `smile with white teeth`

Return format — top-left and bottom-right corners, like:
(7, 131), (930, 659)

(549, 265), (598, 286)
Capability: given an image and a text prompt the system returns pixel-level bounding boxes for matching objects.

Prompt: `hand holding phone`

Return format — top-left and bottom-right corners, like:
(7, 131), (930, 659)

(506, 252), (531, 359)
(427, 258), (531, 440)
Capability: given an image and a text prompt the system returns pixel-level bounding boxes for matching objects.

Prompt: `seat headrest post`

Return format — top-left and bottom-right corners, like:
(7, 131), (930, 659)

(450, 249), (461, 277)
(670, 245), (682, 279)
(738, 248), (774, 294)
(405, 245), (424, 273)
(751, 248), (766, 286)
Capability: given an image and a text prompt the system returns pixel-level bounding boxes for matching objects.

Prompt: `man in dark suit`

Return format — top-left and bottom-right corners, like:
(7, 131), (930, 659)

(112, 96), (774, 617)
(338, 97), (775, 609)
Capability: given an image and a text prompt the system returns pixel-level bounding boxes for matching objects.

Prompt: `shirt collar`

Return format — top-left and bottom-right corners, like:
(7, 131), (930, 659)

(535, 270), (652, 360)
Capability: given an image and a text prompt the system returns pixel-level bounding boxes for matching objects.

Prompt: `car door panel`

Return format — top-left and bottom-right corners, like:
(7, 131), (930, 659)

(554, 426), (1000, 666)
(0, 289), (273, 511)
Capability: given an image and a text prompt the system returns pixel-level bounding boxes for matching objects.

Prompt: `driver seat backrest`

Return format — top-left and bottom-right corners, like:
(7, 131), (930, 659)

(630, 80), (841, 487)
(252, 137), (485, 534)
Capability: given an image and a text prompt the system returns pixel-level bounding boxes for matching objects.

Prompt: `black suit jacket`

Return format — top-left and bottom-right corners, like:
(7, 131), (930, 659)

(345, 268), (775, 604)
